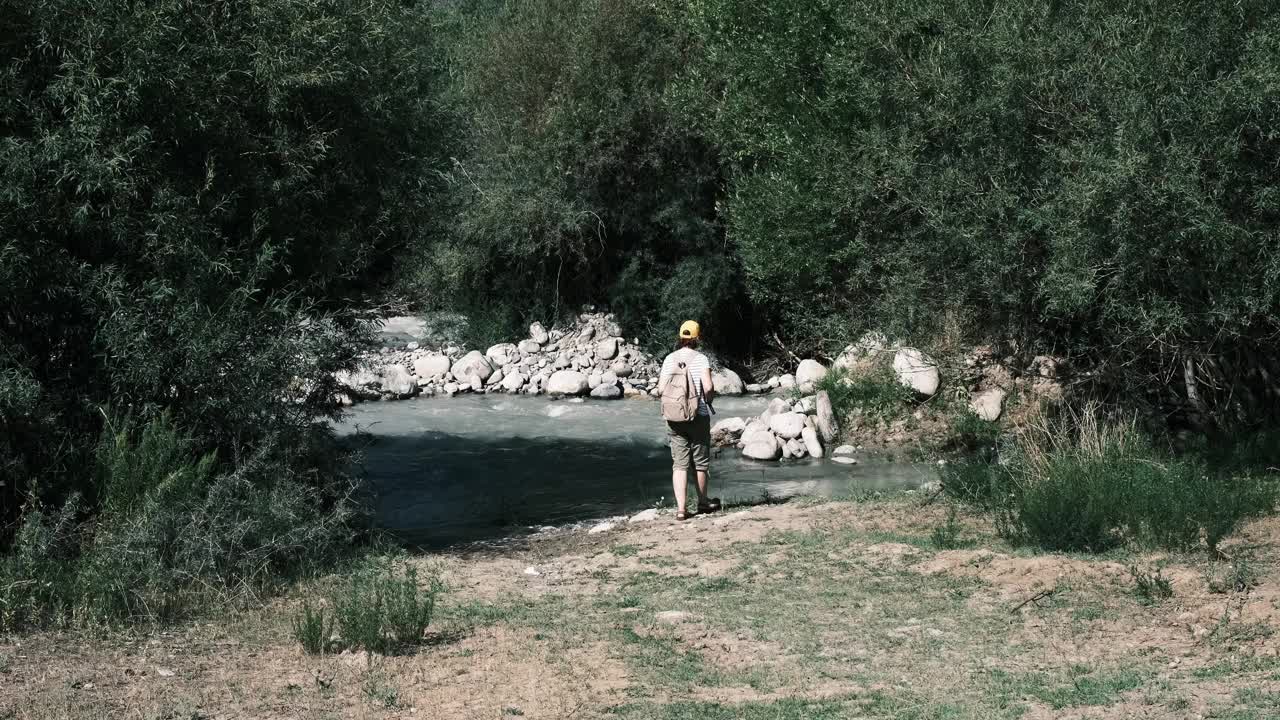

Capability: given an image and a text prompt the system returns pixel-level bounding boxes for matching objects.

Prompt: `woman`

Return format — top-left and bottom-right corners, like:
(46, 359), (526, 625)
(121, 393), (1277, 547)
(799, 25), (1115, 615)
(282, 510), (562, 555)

(657, 320), (720, 520)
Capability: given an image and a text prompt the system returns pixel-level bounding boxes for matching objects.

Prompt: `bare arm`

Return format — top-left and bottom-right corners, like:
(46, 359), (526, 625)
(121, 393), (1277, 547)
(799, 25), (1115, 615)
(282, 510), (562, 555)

(701, 367), (715, 402)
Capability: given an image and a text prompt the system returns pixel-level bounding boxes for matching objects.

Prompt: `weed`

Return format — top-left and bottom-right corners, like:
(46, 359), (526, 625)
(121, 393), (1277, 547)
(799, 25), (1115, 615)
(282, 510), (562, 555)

(611, 544), (640, 557)
(929, 507), (968, 550)
(815, 367), (915, 426)
(1129, 566), (1174, 605)
(291, 601), (332, 655)
(1208, 553), (1258, 594)
(946, 409), (1002, 452)
(331, 558), (442, 653)
(361, 672), (400, 708)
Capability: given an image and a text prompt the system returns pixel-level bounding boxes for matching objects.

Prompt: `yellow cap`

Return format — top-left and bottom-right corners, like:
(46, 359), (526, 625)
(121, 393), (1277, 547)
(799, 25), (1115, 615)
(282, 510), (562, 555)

(679, 320), (701, 339)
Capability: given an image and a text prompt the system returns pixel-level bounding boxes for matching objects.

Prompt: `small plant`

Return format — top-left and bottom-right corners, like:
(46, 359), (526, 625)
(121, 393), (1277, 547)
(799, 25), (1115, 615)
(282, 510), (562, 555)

(1130, 566), (1174, 605)
(930, 507), (968, 550)
(362, 672), (400, 708)
(1208, 553), (1258, 594)
(331, 558), (443, 653)
(291, 601), (332, 655)
(815, 367), (915, 426)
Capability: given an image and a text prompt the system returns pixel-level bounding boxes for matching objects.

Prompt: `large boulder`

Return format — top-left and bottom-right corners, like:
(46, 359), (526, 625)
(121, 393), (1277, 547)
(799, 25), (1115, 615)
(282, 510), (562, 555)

(517, 339), (542, 354)
(742, 432), (781, 461)
(893, 348), (940, 397)
(761, 396), (791, 423)
(547, 370), (590, 396)
(711, 417), (747, 446)
(500, 371), (528, 393)
(529, 322), (550, 345)
(833, 331), (891, 373)
(454, 351), (495, 381)
(596, 337), (619, 360)
(610, 360), (632, 377)
(801, 426), (824, 458)
(711, 368), (745, 396)
(378, 364), (416, 396)
(969, 388), (1006, 422)
(740, 420), (771, 446)
(769, 412), (807, 440)
(778, 374), (797, 390)
(413, 354), (451, 379)
(590, 383), (622, 400)
(485, 343), (519, 367)
(795, 359), (828, 393)
(815, 391), (838, 443)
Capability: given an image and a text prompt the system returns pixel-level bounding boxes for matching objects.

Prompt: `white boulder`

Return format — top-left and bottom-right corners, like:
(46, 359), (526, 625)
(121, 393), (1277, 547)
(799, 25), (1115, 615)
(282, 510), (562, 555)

(412, 354), (451, 379)
(379, 365), (416, 396)
(832, 456), (857, 465)
(518, 339), (542, 354)
(795, 359), (828, 392)
(529, 322), (549, 345)
(500, 372), (527, 392)
(596, 338), (619, 360)
(610, 361), (632, 377)
(893, 348), (940, 397)
(801, 426), (824, 458)
(815, 391), (838, 443)
(711, 417), (747, 445)
(778, 374), (797, 390)
(547, 370), (590, 396)
(833, 444), (856, 455)
(833, 331), (891, 373)
(453, 351), (495, 382)
(969, 388), (1007, 422)
(590, 383), (622, 399)
(768, 412), (807, 440)
(742, 433), (781, 461)
(711, 368), (745, 396)
(485, 343), (519, 367)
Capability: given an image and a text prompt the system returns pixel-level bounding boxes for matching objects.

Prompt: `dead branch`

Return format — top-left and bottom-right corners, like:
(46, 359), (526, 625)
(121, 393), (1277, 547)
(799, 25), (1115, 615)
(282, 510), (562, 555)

(1010, 588), (1056, 614)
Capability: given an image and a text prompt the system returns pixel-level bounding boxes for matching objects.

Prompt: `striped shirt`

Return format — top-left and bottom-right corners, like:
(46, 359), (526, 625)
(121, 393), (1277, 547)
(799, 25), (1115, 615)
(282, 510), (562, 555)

(660, 348), (712, 417)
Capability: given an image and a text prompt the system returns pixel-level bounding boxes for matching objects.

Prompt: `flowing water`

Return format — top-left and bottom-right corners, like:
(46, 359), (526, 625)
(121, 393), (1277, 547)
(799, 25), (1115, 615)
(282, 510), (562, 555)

(337, 394), (936, 547)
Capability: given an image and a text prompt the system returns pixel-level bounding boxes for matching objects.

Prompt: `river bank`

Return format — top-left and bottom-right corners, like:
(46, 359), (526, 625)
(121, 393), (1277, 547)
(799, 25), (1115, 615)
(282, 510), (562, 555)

(7, 494), (1277, 719)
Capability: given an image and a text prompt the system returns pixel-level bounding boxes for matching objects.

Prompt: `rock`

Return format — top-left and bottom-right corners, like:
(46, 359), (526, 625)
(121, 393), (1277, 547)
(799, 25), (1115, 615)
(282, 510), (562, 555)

(155, 668), (176, 678)
(453, 350), (495, 382)
(815, 391), (838, 443)
(761, 397), (791, 422)
(578, 325), (596, 342)
(745, 383), (765, 394)
(623, 384), (645, 398)
(767, 375), (781, 389)
(443, 382), (460, 396)
(832, 456), (857, 465)
(500, 372), (527, 392)
(588, 521), (616, 534)
(833, 444), (856, 455)
(588, 372), (602, 388)
(628, 508), (659, 523)
(602, 370), (618, 386)
(590, 383), (622, 399)
(405, 341), (419, 351)
(547, 370), (590, 396)
(711, 417), (747, 445)
(795, 359), (828, 392)
(778, 374), (796, 390)
(788, 438), (807, 459)
(742, 433), (781, 461)
(655, 610), (692, 624)
(489, 370), (504, 387)
(379, 364), (416, 396)
(485, 343), (519, 367)
(969, 388), (1006, 422)
(529, 322), (549, 345)
(469, 374), (484, 392)
(518, 339), (542, 354)
(833, 332), (891, 373)
(596, 337), (619, 360)
(554, 355), (571, 370)
(893, 348), (940, 396)
(780, 439), (793, 459)
(412, 353), (453, 379)
(610, 361), (632, 377)
(801, 426), (824, 458)
(793, 395), (816, 414)
(523, 566), (541, 576)
(711, 368), (745, 395)
(769, 412), (807, 440)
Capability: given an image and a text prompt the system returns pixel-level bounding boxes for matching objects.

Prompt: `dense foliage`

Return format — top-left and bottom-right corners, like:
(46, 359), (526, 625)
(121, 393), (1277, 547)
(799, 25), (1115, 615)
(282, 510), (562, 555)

(1, 0), (449, 622)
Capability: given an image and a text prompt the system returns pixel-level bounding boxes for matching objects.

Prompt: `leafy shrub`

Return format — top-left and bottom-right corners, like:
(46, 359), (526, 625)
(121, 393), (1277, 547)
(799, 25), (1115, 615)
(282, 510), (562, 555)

(1130, 566), (1174, 605)
(941, 459), (1001, 505)
(815, 367), (915, 427)
(929, 508), (969, 550)
(991, 409), (1277, 552)
(946, 409), (1002, 453)
(292, 602), (333, 655)
(331, 559), (443, 653)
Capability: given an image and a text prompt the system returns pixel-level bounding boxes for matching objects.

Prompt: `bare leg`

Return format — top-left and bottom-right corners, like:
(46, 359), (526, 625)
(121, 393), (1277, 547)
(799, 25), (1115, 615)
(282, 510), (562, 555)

(695, 469), (710, 503)
(672, 468), (688, 514)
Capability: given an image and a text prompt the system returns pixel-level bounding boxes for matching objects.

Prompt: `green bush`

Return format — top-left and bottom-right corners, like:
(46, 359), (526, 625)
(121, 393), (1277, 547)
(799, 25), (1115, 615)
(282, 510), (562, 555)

(292, 602), (333, 655)
(331, 559), (443, 653)
(814, 367), (915, 427)
(929, 508), (969, 550)
(1130, 566), (1174, 605)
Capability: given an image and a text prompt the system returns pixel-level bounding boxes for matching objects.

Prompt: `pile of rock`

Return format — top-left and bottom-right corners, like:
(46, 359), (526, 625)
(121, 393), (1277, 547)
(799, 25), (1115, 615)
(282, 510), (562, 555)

(710, 390), (840, 462)
(335, 312), (749, 404)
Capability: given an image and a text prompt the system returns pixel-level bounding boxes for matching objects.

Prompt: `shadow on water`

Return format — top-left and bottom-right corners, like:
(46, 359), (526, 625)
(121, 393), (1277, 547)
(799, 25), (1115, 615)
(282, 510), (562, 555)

(350, 427), (934, 550)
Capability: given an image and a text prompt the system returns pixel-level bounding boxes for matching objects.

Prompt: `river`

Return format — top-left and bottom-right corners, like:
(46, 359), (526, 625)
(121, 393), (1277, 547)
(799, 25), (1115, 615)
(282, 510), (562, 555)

(337, 394), (936, 547)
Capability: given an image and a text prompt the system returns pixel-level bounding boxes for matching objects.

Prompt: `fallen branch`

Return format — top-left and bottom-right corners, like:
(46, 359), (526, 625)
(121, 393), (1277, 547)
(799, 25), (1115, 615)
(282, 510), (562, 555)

(1010, 588), (1056, 614)
(771, 332), (802, 366)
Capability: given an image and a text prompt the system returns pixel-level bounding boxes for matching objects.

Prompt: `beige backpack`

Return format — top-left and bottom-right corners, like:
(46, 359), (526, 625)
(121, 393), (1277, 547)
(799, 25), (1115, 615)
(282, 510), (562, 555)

(661, 361), (699, 422)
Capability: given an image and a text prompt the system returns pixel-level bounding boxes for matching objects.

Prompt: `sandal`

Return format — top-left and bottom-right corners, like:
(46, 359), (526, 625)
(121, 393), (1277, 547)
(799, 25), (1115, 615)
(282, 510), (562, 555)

(675, 509), (691, 521)
(697, 498), (722, 514)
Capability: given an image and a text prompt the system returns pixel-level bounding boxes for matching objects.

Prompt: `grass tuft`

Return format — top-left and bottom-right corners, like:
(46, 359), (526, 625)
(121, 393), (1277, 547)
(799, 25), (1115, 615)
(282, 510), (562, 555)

(291, 601), (332, 655)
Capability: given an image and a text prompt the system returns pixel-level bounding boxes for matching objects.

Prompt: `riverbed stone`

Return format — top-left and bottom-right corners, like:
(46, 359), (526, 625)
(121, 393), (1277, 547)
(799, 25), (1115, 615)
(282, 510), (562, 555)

(413, 354), (451, 379)
(761, 397), (791, 423)
(518, 339), (542, 354)
(453, 351), (495, 382)
(801, 426), (824, 458)
(778, 374), (796, 390)
(711, 417), (747, 445)
(832, 456), (857, 465)
(816, 391), (838, 443)
(742, 433), (781, 461)
(588, 521), (616, 534)
(590, 383), (622, 399)
(500, 371), (527, 392)
(769, 412), (807, 440)
(711, 368), (745, 396)
(547, 370), (590, 395)
(833, 444), (856, 455)
(443, 382), (460, 396)
(628, 508), (659, 523)
(489, 370), (504, 387)
(610, 360), (632, 377)
(970, 388), (1006, 422)
(486, 343), (519, 367)
(893, 348), (940, 396)
(596, 337), (619, 360)
(834, 331), (890, 374)
(529, 322), (549, 345)
(469, 374), (484, 392)
(796, 359), (828, 393)
(379, 364), (416, 397)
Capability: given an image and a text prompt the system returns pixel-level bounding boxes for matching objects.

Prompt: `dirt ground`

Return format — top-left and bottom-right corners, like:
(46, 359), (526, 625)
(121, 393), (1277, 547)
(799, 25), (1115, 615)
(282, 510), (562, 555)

(4, 496), (1278, 719)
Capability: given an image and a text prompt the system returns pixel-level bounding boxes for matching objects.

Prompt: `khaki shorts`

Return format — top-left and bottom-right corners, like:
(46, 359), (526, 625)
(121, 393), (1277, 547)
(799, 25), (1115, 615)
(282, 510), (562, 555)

(667, 415), (711, 471)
